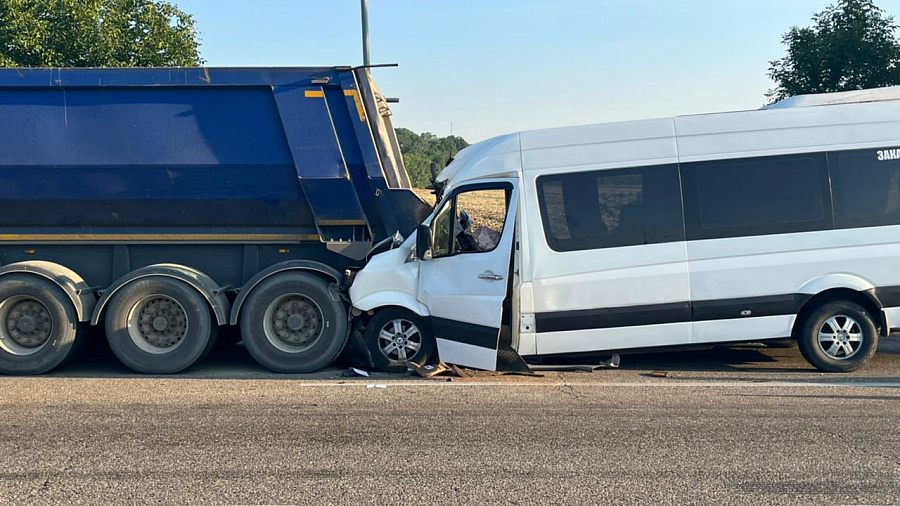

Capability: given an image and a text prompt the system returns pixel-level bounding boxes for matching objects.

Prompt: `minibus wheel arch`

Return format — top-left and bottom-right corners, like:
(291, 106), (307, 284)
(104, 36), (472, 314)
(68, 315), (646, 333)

(353, 295), (430, 320)
(793, 288), (885, 338)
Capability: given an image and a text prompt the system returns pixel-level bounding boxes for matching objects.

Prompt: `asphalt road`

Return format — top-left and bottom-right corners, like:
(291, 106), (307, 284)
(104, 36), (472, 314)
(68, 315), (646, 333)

(1, 337), (899, 505)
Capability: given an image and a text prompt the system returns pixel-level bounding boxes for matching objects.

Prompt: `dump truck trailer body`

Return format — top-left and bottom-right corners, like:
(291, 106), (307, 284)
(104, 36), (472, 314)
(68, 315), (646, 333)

(0, 67), (430, 375)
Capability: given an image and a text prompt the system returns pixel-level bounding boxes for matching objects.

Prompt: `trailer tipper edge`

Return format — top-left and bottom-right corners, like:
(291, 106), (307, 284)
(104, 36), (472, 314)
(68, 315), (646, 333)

(0, 67), (430, 375)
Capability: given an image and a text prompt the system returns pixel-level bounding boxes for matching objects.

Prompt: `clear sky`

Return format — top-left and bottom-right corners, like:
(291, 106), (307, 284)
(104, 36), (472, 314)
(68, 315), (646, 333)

(174, 0), (900, 142)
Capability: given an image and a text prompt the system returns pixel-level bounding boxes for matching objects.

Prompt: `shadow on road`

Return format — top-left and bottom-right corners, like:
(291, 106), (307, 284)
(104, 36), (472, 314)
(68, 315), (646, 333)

(33, 326), (900, 381)
(615, 345), (783, 371)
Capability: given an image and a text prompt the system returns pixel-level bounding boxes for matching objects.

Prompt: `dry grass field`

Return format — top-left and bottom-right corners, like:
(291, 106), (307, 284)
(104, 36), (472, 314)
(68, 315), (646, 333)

(412, 187), (507, 231)
(411, 187), (438, 205)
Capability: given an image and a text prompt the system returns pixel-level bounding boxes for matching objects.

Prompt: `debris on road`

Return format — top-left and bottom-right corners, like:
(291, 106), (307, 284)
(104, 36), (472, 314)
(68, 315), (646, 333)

(530, 354), (621, 372)
(449, 364), (475, 378)
(413, 363), (452, 378)
(414, 361), (545, 378)
(496, 369), (542, 377)
(412, 362), (476, 378)
(341, 367), (372, 377)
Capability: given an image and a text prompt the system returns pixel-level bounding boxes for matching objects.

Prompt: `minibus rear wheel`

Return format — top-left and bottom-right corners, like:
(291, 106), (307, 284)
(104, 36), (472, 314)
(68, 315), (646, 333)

(364, 308), (435, 373)
(797, 301), (878, 373)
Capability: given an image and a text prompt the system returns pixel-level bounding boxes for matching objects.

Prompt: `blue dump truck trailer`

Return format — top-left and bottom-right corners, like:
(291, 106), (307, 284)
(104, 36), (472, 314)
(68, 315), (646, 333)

(0, 67), (431, 375)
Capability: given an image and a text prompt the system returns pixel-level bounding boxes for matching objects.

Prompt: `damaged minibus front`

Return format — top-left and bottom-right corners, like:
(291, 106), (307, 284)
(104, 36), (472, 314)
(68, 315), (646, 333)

(349, 133), (523, 371)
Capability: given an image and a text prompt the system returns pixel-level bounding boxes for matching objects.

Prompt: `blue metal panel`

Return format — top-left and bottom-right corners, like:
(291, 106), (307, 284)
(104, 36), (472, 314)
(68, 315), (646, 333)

(272, 86), (348, 179)
(322, 86), (383, 236)
(0, 67), (345, 88)
(0, 165), (312, 229)
(0, 87), (293, 166)
(337, 72), (388, 180)
(328, 72), (405, 237)
(0, 81), (316, 235)
(271, 84), (369, 231)
(0, 66), (425, 246)
(300, 178), (367, 223)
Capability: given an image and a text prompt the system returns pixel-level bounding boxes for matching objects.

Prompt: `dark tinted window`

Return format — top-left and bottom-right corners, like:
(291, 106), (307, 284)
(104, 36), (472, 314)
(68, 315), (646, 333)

(831, 148), (900, 229)
(536, 165), (684, 252)
(681, 154), (831, 240)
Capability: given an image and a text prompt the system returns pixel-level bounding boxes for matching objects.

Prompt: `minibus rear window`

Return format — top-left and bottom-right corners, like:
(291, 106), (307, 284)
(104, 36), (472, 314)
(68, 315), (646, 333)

(830, 149), (900, 229)
(536, 164), (684, 252)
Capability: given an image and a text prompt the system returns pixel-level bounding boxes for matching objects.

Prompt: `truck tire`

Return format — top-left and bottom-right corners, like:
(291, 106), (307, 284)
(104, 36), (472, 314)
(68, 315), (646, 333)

(364, 308), (435, 372)
(105, 277), (216, 374)
(239, 272), (348, 373)
(0, 274), (82, 375)
(797, 300), (878, 373)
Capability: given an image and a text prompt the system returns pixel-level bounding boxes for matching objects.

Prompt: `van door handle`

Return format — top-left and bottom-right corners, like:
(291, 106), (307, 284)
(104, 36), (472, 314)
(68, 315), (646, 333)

(478, 271), (504, 281)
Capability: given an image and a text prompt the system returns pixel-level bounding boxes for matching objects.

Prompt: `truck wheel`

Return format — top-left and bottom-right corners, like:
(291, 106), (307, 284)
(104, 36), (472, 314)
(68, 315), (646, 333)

(105, 277), (216, 374)
(239, 272), (348, 373)
(797, 301), (878, 373)
(0, 274), (82, 375)
(364, 308), (435, 372)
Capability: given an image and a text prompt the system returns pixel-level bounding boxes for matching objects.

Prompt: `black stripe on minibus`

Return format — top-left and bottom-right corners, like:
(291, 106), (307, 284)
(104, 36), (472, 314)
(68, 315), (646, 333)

(534, 294), (812, 334)
(691, 294), (810, 322)
(873, 286), (900, 307)
(535, 302), (692, 333)
(431, 317), (501, 350)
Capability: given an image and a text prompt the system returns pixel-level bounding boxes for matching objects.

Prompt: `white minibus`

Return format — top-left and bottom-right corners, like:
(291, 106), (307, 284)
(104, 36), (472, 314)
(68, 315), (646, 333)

(349, 88), (900, 373)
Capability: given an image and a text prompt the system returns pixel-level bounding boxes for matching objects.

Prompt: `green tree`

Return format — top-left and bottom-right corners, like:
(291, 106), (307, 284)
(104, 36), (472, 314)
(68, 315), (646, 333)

(402, 153), (434, 188)
(396, 128), (469, 188)
(768, 0), (900, 102)
(0, 0), (202, 67)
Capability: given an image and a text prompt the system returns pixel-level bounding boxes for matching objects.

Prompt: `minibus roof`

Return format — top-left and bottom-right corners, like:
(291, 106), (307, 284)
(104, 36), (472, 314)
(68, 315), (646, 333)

(763, 86), (900, 110)
(439, 87), (900, 186)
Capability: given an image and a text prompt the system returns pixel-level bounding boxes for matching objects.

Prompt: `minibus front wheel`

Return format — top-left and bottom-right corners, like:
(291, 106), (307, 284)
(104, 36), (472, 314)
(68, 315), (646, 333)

(797, 301), (878, 373)
(364, 308), (435, 372)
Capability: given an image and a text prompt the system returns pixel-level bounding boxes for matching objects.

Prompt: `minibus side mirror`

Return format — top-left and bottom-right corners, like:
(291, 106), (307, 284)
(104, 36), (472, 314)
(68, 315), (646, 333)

(415, 224), (432, 260)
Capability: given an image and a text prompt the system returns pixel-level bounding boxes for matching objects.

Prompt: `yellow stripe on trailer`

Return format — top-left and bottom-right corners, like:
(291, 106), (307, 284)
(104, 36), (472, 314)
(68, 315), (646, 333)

(317, 219), (368, 226)
(344, 90), (367, 121)
(305, 90), (325, 98)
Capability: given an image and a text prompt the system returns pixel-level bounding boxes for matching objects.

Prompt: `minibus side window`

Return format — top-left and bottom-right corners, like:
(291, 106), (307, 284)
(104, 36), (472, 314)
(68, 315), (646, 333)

(830, 149), (900, 229)
(452, 189), (509, 254)
(681, 153), (832, 241)
(430, 187), (511, 258)
(536, 164), (684, 252)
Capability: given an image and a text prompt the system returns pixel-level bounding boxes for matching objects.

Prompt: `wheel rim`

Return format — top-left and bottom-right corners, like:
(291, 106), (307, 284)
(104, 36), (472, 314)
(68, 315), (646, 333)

(0, 296), (54, 356)
(817, 314), (863, 360)
(377, 318), (422, 362)
(126, 295), (189, 355)
(263, 294), (324, 354)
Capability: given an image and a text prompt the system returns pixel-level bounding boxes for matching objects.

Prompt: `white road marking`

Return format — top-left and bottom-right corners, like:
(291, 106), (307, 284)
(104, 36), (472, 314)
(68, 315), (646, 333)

(259, 380), (900, 388)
